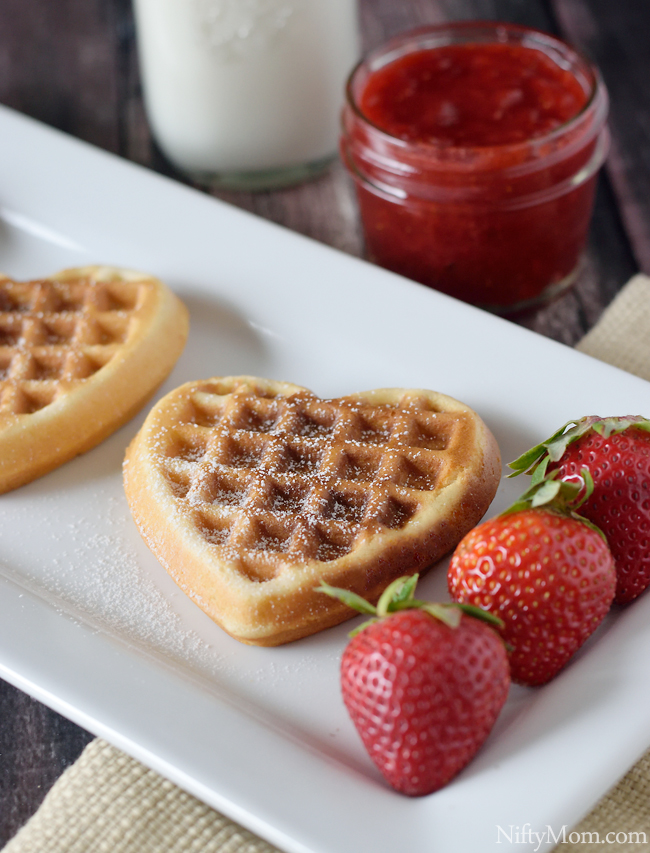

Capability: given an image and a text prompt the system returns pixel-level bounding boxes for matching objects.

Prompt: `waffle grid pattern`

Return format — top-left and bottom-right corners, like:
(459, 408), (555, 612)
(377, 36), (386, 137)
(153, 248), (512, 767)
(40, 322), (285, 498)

(0, 276), (143, 416)
(156, 383), (463, 582)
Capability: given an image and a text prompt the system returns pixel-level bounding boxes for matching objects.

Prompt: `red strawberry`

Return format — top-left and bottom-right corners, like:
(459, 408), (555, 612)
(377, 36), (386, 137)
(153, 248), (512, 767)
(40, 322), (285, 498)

(448, 475), (616, 686)
(320, 576), (509, 796)
(509, 416), (650, 603)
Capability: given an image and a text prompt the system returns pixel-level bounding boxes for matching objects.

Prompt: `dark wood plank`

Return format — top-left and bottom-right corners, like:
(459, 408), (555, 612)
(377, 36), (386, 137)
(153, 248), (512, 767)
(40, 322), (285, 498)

(0, 0), (122, 152)
(0, 679), (94, 847)
(513, 0), (643, 341)
(358, 0), (558, 52)
(551, 0), (650, 274)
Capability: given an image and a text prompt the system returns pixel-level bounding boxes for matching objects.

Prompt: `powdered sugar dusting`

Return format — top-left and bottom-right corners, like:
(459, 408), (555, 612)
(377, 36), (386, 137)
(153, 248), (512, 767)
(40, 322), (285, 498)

(7, 491), (228, 679)
(145, 385), (453, 577)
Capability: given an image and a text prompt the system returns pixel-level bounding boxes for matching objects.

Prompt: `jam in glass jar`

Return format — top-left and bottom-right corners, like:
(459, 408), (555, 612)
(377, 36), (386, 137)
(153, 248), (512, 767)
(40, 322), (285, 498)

(341, 22), (609, 313)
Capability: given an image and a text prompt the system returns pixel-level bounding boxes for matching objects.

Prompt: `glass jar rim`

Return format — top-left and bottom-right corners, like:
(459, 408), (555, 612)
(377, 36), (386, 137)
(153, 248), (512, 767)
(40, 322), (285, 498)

(345, 20), (607, 158)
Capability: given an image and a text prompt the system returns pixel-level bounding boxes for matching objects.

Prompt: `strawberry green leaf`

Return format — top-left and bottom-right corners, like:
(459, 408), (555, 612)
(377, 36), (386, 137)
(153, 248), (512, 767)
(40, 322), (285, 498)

(501, 467), (608, 541)
(454, 603), (505, 629)
(348, 617), (379, 637)
(377, 575), (418, 617)
(529, 454), (551, 486)
(503, 469), (585, 516)
(507, 420), (578, 476)
(392, 573), (419, 603)
(389, 597), (431, 612)
(591, 416), (650, 438)
(530, 479), (562, 507)
(318, 581), (377, 615)
(421, 603), (462, 629)
(320, 577), (506, 639)
(509, 416), (650, 477)
(579, 466), (595, 502)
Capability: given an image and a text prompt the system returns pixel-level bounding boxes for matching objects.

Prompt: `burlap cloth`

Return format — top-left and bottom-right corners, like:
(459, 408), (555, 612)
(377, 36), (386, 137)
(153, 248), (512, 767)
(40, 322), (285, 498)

(5, 274), (650, 853)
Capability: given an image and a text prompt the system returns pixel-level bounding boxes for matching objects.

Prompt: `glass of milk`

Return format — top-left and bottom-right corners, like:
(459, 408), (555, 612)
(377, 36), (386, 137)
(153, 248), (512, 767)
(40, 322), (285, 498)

(133, 0), (360, 190)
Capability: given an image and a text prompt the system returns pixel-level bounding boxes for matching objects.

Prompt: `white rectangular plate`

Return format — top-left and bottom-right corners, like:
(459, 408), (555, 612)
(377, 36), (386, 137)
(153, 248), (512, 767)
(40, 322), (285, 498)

(1, 104), (649, 853)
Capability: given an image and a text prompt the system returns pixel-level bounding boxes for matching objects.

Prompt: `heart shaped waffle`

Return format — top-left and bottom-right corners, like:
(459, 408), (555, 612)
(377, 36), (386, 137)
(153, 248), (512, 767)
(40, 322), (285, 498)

(0, 265), (188, 492)
(124, 376), (501, 645)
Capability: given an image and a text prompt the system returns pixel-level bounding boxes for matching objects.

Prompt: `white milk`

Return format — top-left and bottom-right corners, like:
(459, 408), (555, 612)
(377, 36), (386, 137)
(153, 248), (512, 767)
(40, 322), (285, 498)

(133, 0), (360, 187)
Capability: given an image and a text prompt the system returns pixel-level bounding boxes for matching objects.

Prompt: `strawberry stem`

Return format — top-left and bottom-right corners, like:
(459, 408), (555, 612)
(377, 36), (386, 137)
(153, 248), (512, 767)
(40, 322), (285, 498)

(317, 576), (505, 635)
(376, 575), (418, 617)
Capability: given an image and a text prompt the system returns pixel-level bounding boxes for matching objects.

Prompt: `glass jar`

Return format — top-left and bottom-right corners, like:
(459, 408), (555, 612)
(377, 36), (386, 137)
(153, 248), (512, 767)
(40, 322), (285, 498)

(341, 22), (609, 313)
(133, 0), (359, 190)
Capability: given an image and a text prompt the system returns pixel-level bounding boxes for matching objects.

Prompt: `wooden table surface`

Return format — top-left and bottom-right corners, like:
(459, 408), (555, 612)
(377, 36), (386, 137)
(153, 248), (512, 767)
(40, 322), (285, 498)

(0, 0), (648, 846)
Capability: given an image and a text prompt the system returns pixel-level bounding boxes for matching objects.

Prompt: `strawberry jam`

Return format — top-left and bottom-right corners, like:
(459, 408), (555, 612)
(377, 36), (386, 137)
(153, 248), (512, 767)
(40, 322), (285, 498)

(341, 23), (609, 313)
(359, 43), (588, 147)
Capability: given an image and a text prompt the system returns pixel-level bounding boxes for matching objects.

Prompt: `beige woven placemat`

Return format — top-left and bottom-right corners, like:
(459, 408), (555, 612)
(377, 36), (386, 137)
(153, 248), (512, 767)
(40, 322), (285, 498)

(576, 274), (650, 379)
(5, 275), (650, 853)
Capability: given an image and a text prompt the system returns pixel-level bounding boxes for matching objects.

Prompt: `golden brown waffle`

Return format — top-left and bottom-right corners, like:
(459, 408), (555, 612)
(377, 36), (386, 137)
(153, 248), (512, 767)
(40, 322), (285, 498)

(124, 376), (501, 645)
(0, 265), (189, 493)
